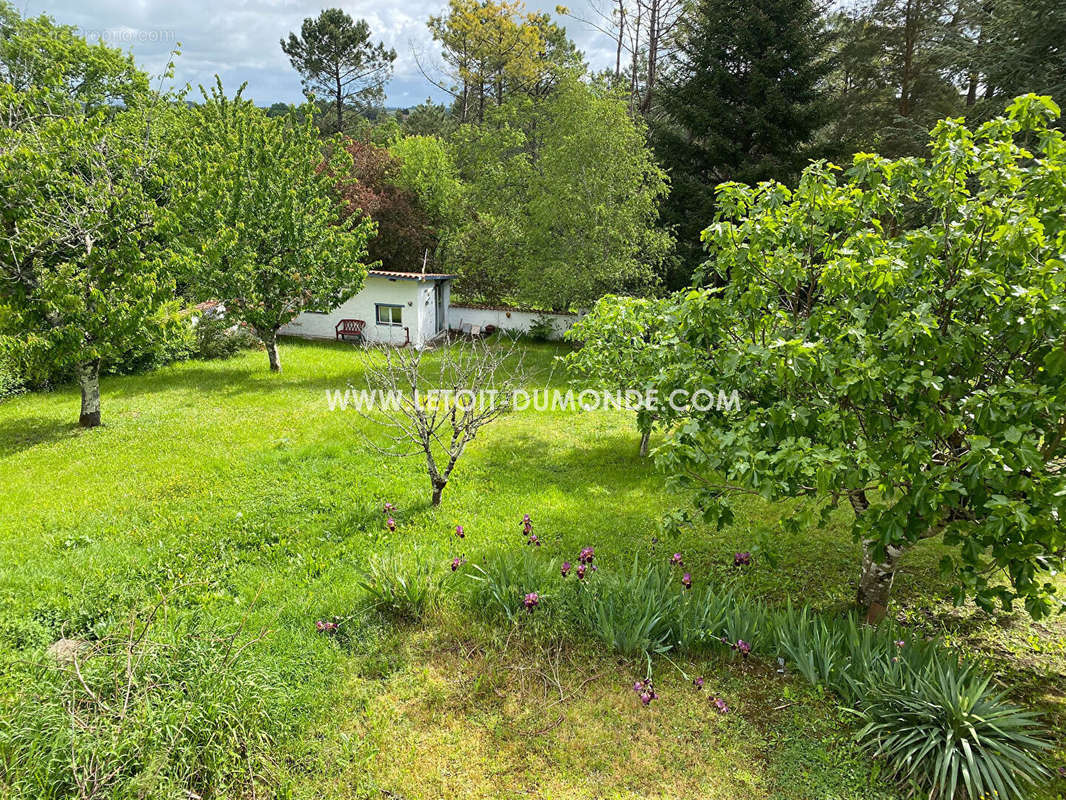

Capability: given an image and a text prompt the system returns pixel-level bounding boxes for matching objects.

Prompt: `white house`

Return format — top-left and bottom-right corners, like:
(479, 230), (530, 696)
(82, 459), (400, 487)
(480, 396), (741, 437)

(279, 270), (455, 348)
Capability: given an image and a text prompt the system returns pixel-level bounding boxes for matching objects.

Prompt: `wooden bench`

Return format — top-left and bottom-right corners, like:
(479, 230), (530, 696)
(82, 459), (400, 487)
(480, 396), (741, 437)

(335, 318), (365, 342)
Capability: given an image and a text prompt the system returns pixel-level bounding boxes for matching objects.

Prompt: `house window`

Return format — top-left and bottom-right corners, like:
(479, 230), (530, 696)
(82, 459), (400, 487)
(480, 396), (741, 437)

(376, 304), (403, 326)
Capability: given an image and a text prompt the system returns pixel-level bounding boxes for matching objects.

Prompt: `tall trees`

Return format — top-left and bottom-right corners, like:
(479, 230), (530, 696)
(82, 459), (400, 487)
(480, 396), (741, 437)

(281, 8), (396, 134)
(644, 96), (1066, 621)
(450, 78), (671, 310)
(979, 0), (1066, 109)
(426, 0), (581, 124)
(180, 84), (374, 372)
(822, 0), (968, 157)
(0, 5), (175, 427)
(558, 0), (687, 114)
(652, 0), (831, 286)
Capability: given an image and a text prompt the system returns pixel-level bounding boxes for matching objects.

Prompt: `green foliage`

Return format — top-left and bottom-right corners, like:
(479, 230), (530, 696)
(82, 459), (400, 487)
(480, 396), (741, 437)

(0, 2), (149, 130)
(821, 1), (967, 159)
(980, 0), (1066, 111)
(427, 0), (577, 125)
(178, 82), (374, 370)
(646, 96), (1066, 618)
(191, 315), (257, 361)
(388, 134), (463, 228)
(0, 335), (23, 398)
(775, 606), (1052, 799)
(566, 295), (670, 441)
(525, 314), (556, 342)
(0, 6), (180, 424)
(652, 0), (831, 285)
(856, 660), (1051, 800)
(280, 8), (396, 134)
(359, 553), (443, 620)
(450, 77), (671, 310)
(402, 98), (455, 137)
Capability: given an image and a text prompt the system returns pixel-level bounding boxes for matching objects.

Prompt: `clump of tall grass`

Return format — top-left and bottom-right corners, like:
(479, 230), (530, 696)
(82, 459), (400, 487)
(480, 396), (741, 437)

(0, 604), (304, 799)
(464, 547), (561, 622)
(359, 552), (443, 620)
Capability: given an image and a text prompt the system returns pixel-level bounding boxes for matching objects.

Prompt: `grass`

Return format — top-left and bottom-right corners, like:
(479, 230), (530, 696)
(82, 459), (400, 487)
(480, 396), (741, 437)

(0, 337), (1063, 798)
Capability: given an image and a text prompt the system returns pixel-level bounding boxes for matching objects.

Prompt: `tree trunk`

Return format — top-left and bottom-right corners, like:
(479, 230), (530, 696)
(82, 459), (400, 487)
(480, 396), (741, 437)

(638, 429), (651, 457)
(78, 359), (102, 428)
(431, 477), (447, 506)
(335, 70), (344, 134)
(857, 540), (905, 624)
(260, 329), (281, 372)
(849, 489), (904, 623)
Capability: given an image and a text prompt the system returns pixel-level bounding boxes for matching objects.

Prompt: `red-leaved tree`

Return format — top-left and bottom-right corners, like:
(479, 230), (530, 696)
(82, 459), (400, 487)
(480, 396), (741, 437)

(337, 139), (438, 271)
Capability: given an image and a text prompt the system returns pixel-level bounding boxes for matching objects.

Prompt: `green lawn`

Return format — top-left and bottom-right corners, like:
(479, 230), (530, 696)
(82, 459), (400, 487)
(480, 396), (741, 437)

(0, 338), (1063, 798)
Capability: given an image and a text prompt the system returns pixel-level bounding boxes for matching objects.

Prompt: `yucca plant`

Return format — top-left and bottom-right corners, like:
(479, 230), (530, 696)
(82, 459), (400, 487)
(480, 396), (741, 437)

(359, 553), (442, 620)
(856, 658), (1050, 800)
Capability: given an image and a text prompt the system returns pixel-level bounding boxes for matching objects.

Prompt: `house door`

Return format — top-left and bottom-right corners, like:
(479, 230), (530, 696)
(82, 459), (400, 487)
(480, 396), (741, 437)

(434, 282), (445, 333)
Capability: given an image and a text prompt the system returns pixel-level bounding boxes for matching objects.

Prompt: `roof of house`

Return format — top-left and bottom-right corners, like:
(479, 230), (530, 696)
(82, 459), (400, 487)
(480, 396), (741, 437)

(367, 269), (457, 281)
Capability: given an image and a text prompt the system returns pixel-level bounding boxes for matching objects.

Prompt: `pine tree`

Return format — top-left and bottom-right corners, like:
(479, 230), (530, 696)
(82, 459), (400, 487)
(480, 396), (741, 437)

(653, 0), (831, 287)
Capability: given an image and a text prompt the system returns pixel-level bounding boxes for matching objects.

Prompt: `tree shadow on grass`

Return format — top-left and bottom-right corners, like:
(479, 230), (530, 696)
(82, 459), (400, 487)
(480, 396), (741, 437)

(0, 415), (81, 458)
(103, 362), (361, 402)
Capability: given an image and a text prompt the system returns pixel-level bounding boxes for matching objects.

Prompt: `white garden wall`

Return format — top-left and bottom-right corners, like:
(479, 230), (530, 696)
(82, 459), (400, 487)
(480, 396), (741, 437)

(448, 304), (578, 340)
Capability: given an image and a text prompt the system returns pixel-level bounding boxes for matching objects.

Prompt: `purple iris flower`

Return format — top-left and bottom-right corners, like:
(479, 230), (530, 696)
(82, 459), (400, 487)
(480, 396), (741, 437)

(527, 534), (541, 546)
(456, 525), (464, 538)
(383, 502), (395, 514)
(578, 547), (594, 564)
(733, 552), (752, 567)
(315, 620), (337, 633)
(736, 639), (751, 656)
(561, 561), (572, 577)
(451, 556), (466, 572)
(693, 677), (704, 689)
(523, 592), (539, 612)
(671, 553), (684, 567)
(576, 564), (587, 579)
(681, 572), (692, 589)
(894, 640), (905, 648)
(712, 697), (730, 714)
(386, 517), (396, 532)
(633, 678), (658, 705)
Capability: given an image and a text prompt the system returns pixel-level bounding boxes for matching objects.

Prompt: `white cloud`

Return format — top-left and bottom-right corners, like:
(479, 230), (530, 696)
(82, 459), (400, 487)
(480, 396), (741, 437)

(30, 0), (617, 108)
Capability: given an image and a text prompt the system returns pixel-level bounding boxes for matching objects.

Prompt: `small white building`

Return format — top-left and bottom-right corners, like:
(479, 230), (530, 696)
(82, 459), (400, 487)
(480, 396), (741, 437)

(280, 270), (455, 348)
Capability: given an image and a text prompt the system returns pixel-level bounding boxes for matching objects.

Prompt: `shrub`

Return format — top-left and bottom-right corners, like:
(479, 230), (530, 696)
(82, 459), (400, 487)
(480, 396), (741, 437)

(774, 606), (1052, 798)
(856, 658), (1051, 800)
(465, 548), (559, 622)
(359, 553), (443, 620)
(526, 313), (556, 342)
(0, 610), (301, 799)
(193, 314), (259, 361)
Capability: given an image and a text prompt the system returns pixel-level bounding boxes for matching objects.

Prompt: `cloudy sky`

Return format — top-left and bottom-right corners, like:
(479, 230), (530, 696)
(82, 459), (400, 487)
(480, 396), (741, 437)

(27, 0), (618, 108)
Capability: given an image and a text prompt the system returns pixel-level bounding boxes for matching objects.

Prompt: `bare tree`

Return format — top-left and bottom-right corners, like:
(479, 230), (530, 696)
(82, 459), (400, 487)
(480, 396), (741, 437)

(559, 0), (687, 114)
(355, 335), (530, 506)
